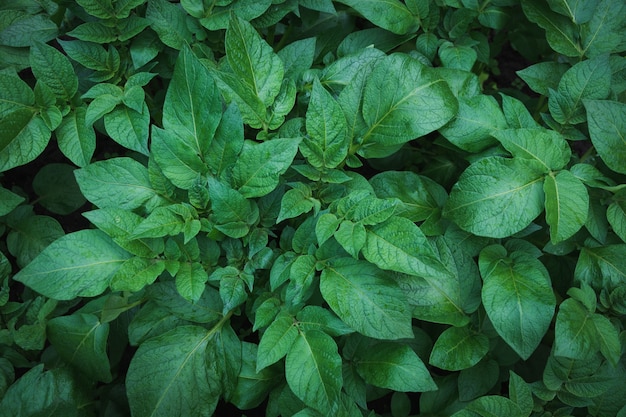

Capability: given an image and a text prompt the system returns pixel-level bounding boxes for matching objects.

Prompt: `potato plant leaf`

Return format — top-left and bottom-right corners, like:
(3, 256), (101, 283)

(479, 245), (556, 359)
(13, 230), (131, 300)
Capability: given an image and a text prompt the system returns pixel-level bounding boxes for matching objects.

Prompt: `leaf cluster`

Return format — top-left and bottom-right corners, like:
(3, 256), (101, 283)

(1, 1), (625, 416)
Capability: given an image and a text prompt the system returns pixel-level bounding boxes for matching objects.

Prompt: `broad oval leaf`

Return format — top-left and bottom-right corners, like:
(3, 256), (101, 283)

(544, 170), (589, 244)
(585, 99), (626, 175)
(444, 157), (546, 238)
(13, 230), (131, 300)
(75, 157), (158, 210)
(492, 128), (570, 172)
(47, 313), (112, 383)
(429, 326), (489, 371)
(30, 41), (78, 99)
(360, 54), (457, 156)
(232, 138), (300, 198)
(162, 44), (221, 158)
(479, 246), (556, 359)
(257, 311), (298, 372)
(355, 341), (437, 392)
(285, 330), (342, 413)
(320, 258), (413, 340)
(335, 0), (417, 34)
(127, 325), (220, 417)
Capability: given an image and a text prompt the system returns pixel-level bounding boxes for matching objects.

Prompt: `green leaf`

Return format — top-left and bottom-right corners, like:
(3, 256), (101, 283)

(439, 94), (506, 153)
(458, 359), (500, 402)
(32, 163), (86, 215)
(278, 184), (315, 223)
(163, 45), (221, 158)
(29, 42), (78, 100)
(521, 0), (581, 57)
(360, 54), (457, 156)
(226, 14), (284, 107)
(211, 68), (267, 129)
(66, 21), (117, 43)
(150, 126), (206, 190)
(464, 395), (524, 417)
(206, 103), (244, 179)
(362, 216), (451, 279)
(444, 157), (546, 238)
(145, 0), (192, 49)
(174, 262), (207, 302)
(0, 112), (50, 173)
(354, 341), (437, 392)
(127, 325), (221, 417)
(334, 221), (366, 258)
(555, 298), (621, 366)
(508, 372), (534, 416)
(517, 62), (570, 96)
(549, 55), (611, 125)
(296, 306), (354, 337)
(110, 257), (165, 292)
(438, 41), (477, 71)
(198, 0), (272, 30)
(544, 170), (589, 243)
(131, 204), (192, 239)
(335, 0), (416, 34)
(7, 214), (64, 268)
(320, 258), (413, 340)
(370, 171), (446, 223)
(0, 13), (58, 47)
(429, 326), (489, 371)
(232, 138), (300, 198)
(56, 106), (96, 167)
(584, 100), (626, 175)
(13, 230), (131, 300)
(479, 246), (556, 359)
(208, 177), (258, 238)
(286, 330), (342, 413)
(231, 342), (281, 410)
(547, 0), (596, 24)
(257, 311), (298, 371)
(576, 244), (626, 291)
(0, 186), (24, 216)
(492, 128), (570, 172)
(47, 313), (112, 382)
(0, 365), (88, 416)
(217, 267), (247, 313)
(580, 0), (625, 57)
(75, 157), (157, 210)
(104, 103), (150, 155)
(277, 37), (317, 80)
(58, 39), (112, 72)
(607, 200), (626, 243)
(315, 213), (341, 246)
(301, 79), (349, 169)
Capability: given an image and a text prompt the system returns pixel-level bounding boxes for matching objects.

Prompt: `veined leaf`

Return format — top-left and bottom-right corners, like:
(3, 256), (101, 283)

(47, 313), (112, 382)
(479, 246), (556, 359)
(580, 0), (625, 57)
(354, 341), (437, 392)
(175, 262), (207, 302)
(232, 138), (300, 198)
(444, 157), (546, 238)
(549, 55), (611, 125)
(30, 42), (78, 100)
(492, 128), (570, 172)
(362, 216), (452, 279)
(302, 79), (349, 169)
(75, 157), (158, 210)
(151, 126), (206, 190)
(208, 177), (258, 238)
(360, 54), (456, 156)
(127, 325), (221, 417)
(439, 94), (506, 153)
(521, 0), (581, 57)
(585, 100), (626, 175)
(0, 186), (24, 216)
(544, 170), (589, 244)
(286, 330), (342, 413)
(110, 257), (165, 292)
(547, 0), (596, 24)
(257, 311), (298, 371)
(145, 0), (192, 49)
(335, 0), (417, 34)
(104, 103), (150, 156)
(225, 14), (284, 107)
(57, 107), (96, 167)
(13, 230), (131, 300)
(163, 45), (221, 158)
(320, 258), (413, 340)
(429, 326), (489, 371)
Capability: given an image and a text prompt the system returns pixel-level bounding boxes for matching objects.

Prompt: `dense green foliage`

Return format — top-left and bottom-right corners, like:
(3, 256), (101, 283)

(1, 0), (625, 416)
